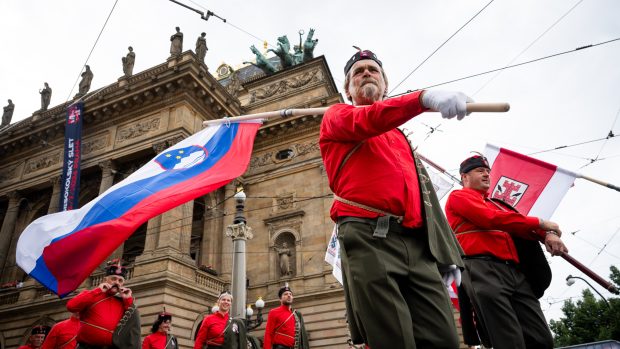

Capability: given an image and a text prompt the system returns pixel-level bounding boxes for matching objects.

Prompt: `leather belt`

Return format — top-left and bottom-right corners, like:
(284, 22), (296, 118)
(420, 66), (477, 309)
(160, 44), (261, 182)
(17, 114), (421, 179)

(463, 255), (517, 267)
(337, 216), (421, 236)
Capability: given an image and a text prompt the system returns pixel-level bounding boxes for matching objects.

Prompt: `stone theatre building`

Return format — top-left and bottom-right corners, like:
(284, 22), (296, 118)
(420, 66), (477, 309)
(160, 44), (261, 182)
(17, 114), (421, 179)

(0, 48), (466, 348)
(0, 48), (351, 349)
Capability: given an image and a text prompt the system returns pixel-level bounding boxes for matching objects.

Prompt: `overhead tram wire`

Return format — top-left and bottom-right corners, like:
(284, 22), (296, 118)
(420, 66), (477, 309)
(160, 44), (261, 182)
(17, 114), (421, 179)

(64, 0), (120, 103)
(472, 0), (584, 97)
(527, 132), (617, 155)
(183, 0), (277, 49)
(390, 37), (620, 98)
(582, 105), (620, 168)
(388, 0), (495, 95)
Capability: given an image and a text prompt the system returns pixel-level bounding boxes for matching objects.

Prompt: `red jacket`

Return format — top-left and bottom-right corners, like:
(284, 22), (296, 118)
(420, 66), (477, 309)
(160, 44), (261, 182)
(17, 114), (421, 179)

(319, 92), (427, 228)
(142, 331), (171, 349)
(263, 305), (297, 349)
(66, 288), (133, 346)
(445, 187), (545, 263)
(193, 311), (229, 348)
(41, 316), (79, 349)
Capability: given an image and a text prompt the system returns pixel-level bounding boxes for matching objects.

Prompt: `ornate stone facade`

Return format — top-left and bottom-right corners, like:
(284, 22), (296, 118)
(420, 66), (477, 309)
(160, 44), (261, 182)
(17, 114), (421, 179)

(0, 52), (355, 349)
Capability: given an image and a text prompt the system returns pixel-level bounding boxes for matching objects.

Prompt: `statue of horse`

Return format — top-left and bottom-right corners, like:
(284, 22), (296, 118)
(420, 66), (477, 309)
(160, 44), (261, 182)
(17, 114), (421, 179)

(303, 28), (318, 62)
(244, 45), (277, 75)
(268, 35), (294, 69)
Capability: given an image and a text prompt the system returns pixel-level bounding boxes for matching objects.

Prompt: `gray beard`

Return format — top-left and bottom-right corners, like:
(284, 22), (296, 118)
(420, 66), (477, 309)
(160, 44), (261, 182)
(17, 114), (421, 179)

(361, 84), (381, 101)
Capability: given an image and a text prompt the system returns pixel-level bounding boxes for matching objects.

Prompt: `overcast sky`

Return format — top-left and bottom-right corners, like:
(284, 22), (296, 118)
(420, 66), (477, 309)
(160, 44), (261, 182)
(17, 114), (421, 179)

(1, 0), (619, 323)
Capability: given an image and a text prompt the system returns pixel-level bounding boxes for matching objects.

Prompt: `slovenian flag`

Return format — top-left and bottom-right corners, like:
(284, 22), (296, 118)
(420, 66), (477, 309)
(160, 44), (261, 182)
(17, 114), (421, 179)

(484, 143), (577, 219)
(16, 120), (261, 297)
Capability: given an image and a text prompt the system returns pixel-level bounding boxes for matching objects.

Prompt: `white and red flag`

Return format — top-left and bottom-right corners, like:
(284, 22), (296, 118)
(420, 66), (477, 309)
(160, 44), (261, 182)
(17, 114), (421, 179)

(484, 143), (577, 219)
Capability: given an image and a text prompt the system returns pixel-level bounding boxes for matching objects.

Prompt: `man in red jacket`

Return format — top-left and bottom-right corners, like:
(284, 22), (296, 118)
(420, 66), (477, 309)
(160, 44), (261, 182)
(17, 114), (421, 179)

(41, 315), (79, 349)
(263, 286), (308, 349)
(19, 326), (50, 349)
(66, 261), (135, 349)
(320, 48), (470, 349)
(445, 155), (568, 349)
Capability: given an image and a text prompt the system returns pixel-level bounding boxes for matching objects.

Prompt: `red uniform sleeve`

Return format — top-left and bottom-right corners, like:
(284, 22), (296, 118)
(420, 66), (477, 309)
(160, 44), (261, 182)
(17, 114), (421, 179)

(263, 309), (277, 349)
(66, 288), (103, 312)
(320, 91), (426, 142)
(447, 189), (544, 240)
(142, 334), (152, 349)
(193, 316), (209, 349)
(40, 326), (59, 349)
(122, 296), (133, 309)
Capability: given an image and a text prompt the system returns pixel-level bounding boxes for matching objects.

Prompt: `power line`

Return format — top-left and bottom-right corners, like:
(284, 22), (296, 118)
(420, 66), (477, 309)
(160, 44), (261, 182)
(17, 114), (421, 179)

(391, 37), (620, 97)
(472, 0), (583, 97)
(184, 0), (275, 49)
(389, 0), (495, 94)
(527, 131), (617, 155)
(65, 0), (120, 103)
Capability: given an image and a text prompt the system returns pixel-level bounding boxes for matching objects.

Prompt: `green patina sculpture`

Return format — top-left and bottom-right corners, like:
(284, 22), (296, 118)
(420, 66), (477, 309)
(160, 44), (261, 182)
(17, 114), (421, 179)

(268, 35), (294, 69)
(302, 28), (318, 62)
(246, 28), (318, 74)
(244, 45), (277, 75)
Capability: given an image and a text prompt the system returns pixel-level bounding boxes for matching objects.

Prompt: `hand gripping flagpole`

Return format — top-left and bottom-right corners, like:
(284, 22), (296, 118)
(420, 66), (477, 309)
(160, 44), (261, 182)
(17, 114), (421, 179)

(202, 103), (510, 126)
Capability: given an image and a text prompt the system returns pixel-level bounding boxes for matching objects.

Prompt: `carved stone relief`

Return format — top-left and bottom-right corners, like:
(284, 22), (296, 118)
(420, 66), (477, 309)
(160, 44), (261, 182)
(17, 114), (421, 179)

(116, 118), (161, 144)
(274, 192), (295, 212)
(0, 164), (22, 183)
(24, 152), (61, 175)
(82, 134), (110, 156)
(248, 69), (323, 104)
(249, 140), (320, 170)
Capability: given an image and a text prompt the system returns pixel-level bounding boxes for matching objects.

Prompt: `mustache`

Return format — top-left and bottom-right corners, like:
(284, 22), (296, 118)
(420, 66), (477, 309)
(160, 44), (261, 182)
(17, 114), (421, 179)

(361, 78), (379, 86)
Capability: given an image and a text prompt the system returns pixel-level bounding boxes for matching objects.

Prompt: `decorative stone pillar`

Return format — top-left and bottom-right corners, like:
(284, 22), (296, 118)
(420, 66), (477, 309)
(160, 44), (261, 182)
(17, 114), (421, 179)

(47, 176), (62, 214)
(98, 160), (116, 195)
(220, 183), (237, 280)
(138, 139), (193, 261)
(99, 160), (123, 260)
(0, 191), (21, 276)
(200, 192), (222, 270)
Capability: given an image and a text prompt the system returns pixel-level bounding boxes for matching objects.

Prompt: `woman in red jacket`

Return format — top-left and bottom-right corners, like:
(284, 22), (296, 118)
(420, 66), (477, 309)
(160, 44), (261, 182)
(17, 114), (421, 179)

(142, 311), (177, 349)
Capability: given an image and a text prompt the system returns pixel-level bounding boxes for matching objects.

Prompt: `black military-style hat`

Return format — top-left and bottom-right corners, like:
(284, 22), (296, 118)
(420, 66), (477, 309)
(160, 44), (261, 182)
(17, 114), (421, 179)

(459, 154), (490, 174)
(344, 47), (382, 75)
(31, 325), (50, 335)
(105, 259), (128, 278)
(157, 311), (172, 322)
(278, 285), (293, 298)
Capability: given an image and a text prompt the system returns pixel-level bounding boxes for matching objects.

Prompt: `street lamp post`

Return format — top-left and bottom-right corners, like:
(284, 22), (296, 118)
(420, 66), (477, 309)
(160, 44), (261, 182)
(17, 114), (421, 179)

(566, 274), (611, 308)
(245, 296), (265, 330)
(226, 191), (253, 318)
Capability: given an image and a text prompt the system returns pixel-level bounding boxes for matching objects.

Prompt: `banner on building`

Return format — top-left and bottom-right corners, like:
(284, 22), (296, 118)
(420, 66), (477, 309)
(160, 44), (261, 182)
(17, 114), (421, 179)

(58, 102), (83, 211)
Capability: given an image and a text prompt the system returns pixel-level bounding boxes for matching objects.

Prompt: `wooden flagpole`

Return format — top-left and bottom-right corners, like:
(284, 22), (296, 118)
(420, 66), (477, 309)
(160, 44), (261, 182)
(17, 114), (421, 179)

(202, 102), (510, 126)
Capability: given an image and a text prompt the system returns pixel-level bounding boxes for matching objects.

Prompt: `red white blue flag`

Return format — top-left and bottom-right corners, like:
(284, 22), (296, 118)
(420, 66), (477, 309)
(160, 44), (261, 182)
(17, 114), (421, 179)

(484, 143), (577, 219)
(16, 120), (261, 297)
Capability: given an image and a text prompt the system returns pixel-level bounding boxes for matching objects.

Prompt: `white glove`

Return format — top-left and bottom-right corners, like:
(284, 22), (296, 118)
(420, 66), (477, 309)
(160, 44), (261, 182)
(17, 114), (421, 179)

(439, 264), (462, 288)
(421, 90), (474, 120)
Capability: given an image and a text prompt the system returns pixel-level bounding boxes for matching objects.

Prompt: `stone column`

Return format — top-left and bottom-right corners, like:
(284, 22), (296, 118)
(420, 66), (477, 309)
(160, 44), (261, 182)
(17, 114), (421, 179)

(0, 191), (21, 275)
(220, 183), (237, 280)
(138, 140), (193, 261)
(47, 176), (62, 214)
(98, 160), (116, 195)
(200, 192), (221, 269)
(99, 160), (123, 260)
